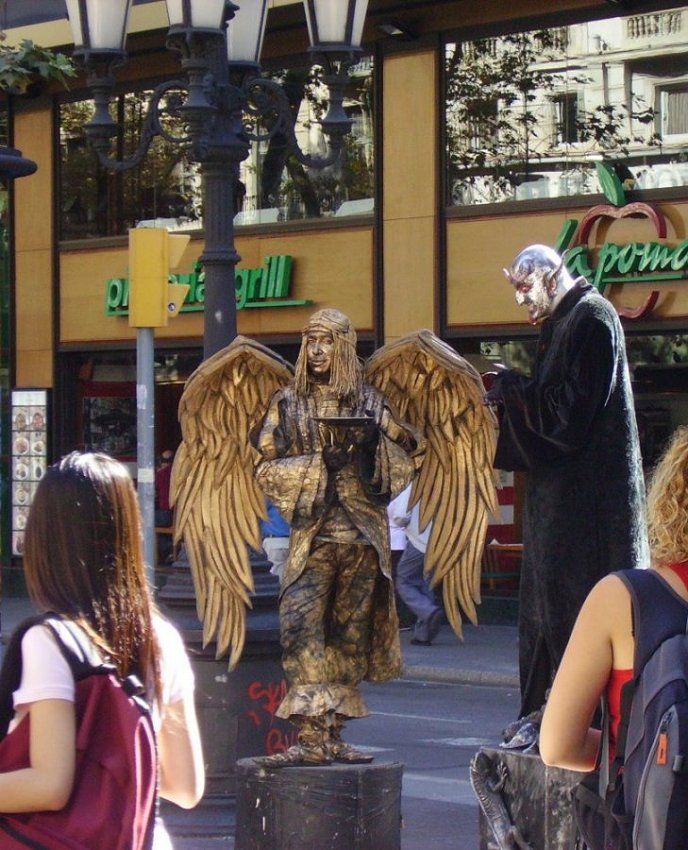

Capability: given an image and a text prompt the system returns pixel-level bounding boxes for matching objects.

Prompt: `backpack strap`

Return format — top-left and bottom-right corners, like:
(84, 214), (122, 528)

(613, 569), (688, 760)
(0, 614), (150, 741)
(41, 618), (150, 709)
(616, 569), (688, 672)
(0, 613), (58, 739)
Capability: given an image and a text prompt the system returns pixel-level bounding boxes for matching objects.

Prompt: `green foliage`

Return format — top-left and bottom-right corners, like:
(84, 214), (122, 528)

(446, 31), (565, 200)
(0, 39), (76, 94)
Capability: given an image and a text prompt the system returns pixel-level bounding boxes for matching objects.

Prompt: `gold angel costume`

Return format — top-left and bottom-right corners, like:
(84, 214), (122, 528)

(172, 308), (498, 765)
(254, 310), (423, 730)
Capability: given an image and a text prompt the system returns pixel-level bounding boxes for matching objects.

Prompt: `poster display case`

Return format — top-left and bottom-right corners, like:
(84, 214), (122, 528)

(11, 389), (48, 556)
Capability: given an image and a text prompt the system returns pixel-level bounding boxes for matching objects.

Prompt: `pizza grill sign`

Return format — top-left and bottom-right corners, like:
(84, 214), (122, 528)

(554, 162), (688, 320)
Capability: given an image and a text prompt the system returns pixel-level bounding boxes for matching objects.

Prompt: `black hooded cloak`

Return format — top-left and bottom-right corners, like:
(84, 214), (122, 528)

(490, 282), (648, 717)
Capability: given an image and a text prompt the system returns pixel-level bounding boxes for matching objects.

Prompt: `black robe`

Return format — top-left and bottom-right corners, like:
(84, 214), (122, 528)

(491, 282), (648, 717)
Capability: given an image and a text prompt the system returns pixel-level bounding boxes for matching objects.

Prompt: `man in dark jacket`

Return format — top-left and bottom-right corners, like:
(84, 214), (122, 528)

(487, 244), (648, 718)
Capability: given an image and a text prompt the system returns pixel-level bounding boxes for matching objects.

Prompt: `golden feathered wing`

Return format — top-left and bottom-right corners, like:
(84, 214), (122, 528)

(365, 330), (499, 636)
(171, 336), (294, 668)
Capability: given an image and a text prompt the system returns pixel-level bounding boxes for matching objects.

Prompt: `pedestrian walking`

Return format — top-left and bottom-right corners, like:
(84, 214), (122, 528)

(389, 485), (443, 646)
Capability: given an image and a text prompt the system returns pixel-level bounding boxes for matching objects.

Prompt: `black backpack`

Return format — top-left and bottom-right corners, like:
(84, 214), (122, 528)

(572, 569), (688, 850)
(0, 613), (157, 850)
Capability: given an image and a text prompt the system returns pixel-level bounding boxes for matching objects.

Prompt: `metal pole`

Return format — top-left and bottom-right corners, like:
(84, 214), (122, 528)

(200, 157), (239, 359)
(198, 34), (244, 358)
(136, 326), (156, 585)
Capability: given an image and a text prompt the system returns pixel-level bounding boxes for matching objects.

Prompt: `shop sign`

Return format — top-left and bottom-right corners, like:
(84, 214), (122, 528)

(554, 163), (684, 320)
(105, 255), (312, 317)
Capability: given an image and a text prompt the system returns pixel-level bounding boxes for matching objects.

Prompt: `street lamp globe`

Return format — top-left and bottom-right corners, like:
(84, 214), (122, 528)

(303, 0), (369, 53)
(165, 0), (228, 36)
(226, 0), (268, 69)
(64, 0), (131, 57)
(0, 148), (37, 181)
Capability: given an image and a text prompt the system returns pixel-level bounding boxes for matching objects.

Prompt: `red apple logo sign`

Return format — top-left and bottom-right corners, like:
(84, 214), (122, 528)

(554, 162), (678, 320)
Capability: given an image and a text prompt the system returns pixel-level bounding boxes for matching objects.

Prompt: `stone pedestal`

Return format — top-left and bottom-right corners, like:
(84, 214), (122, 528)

(475, 748), (582, 850)
(235, 758), (403, 850)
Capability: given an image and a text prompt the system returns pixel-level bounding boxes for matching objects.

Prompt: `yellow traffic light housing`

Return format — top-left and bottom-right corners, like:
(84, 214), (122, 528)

(128, 228), (191, 327)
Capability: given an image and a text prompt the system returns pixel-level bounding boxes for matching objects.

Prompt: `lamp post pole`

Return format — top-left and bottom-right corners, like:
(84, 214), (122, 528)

(196, 34), (241, 358)
(65, 0), (368, 358)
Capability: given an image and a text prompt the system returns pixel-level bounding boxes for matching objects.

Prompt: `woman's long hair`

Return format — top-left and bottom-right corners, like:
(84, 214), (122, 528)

(647, 426), (688, 568)
(24, 452), (161, 703)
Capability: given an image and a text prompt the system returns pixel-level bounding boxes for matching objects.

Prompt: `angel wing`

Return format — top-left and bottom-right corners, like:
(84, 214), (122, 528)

(365, 330), (499, 637)
(171, 336), (294, 668)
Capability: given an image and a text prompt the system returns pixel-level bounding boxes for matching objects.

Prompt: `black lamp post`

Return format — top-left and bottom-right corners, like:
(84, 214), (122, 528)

(64, 0), (369, 359)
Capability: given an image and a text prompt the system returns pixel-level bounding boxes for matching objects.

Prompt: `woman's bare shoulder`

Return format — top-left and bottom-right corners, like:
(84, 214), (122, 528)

(581, 572), (631, 613)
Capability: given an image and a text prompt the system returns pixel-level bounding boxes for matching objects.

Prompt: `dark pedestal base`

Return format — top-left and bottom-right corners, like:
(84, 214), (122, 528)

(158, 553), (291, 797)
(235, 758), (403, 850)
(476, 748), (582, 850)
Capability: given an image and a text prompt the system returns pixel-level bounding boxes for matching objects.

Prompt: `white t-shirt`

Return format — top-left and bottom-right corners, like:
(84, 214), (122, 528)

(387, 488), (411, 552)
(12, 614), (195, 850)
(387, 485), (431, 554)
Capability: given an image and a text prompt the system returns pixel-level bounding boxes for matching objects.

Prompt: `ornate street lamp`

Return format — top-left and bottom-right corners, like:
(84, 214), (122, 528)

(64, 0), (368, 558)
(64, 0), (370, 357)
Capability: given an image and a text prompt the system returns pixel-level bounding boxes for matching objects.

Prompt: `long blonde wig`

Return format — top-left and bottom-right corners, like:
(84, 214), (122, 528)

(647, 425), (688, 567)
(294, 308), (362, 401)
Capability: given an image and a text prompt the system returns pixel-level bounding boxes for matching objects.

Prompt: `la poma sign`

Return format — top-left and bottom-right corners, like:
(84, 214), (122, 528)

(554, 162), (687, 320)
(105, 255), (313, 317)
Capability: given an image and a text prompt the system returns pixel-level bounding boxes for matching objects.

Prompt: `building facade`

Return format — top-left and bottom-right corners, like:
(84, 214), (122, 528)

(3, 0), (688, 574)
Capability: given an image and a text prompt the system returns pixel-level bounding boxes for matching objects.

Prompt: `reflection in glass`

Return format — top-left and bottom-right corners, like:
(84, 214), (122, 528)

(445, 7), (688, 206)
(59, 56), (374, 240)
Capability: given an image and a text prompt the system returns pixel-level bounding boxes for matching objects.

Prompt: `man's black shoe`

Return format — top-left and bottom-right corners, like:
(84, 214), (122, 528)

(426, 607), (444, 643)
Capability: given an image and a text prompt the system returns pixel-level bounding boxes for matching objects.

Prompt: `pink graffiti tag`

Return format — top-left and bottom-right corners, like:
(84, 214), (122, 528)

(246, 679), (296, 755)
(247, 679), (287, 725)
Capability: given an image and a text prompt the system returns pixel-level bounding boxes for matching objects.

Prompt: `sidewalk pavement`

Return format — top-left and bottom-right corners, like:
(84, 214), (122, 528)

(0, 595), (519, 848)
(0, 596), (520, 687)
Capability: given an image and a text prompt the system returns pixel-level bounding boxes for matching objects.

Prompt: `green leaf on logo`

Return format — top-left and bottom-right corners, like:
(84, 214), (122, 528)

(595, 161), (626, 207)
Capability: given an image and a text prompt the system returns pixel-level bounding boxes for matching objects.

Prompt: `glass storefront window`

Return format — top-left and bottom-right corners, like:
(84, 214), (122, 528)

(445, 7), (688, 207)
(235, 57), (374, 224)
(59, 56), (374, 240)
(60, 91), (200, 239)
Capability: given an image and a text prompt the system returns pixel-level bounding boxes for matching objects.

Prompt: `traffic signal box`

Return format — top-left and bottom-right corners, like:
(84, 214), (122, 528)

(128, 228), (191, 327)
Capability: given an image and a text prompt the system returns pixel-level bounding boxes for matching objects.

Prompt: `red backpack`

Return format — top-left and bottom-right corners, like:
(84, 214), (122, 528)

(0, 614), (157, 849)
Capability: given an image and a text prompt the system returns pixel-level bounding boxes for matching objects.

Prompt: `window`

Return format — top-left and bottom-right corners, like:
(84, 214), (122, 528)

(59, 57), (375, 240)
(235, 57), (374, 223)
(660, 85), (688, 135)
(60, 90), (198, 240)
(551, 92), (581, 146)
(444, 7), (688, 208)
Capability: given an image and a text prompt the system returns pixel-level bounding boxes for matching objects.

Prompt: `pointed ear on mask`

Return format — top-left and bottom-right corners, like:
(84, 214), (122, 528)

(546, 257), (565, 293)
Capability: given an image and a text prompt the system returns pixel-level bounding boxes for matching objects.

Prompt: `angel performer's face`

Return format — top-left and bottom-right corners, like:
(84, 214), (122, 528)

(305, 329), (334, 381)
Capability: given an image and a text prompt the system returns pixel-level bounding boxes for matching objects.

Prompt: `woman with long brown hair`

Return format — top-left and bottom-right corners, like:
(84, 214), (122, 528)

(0, 452), (204, 848)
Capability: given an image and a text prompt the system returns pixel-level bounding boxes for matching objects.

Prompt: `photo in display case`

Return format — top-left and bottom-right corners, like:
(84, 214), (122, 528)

(11, 389), (48, 556)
